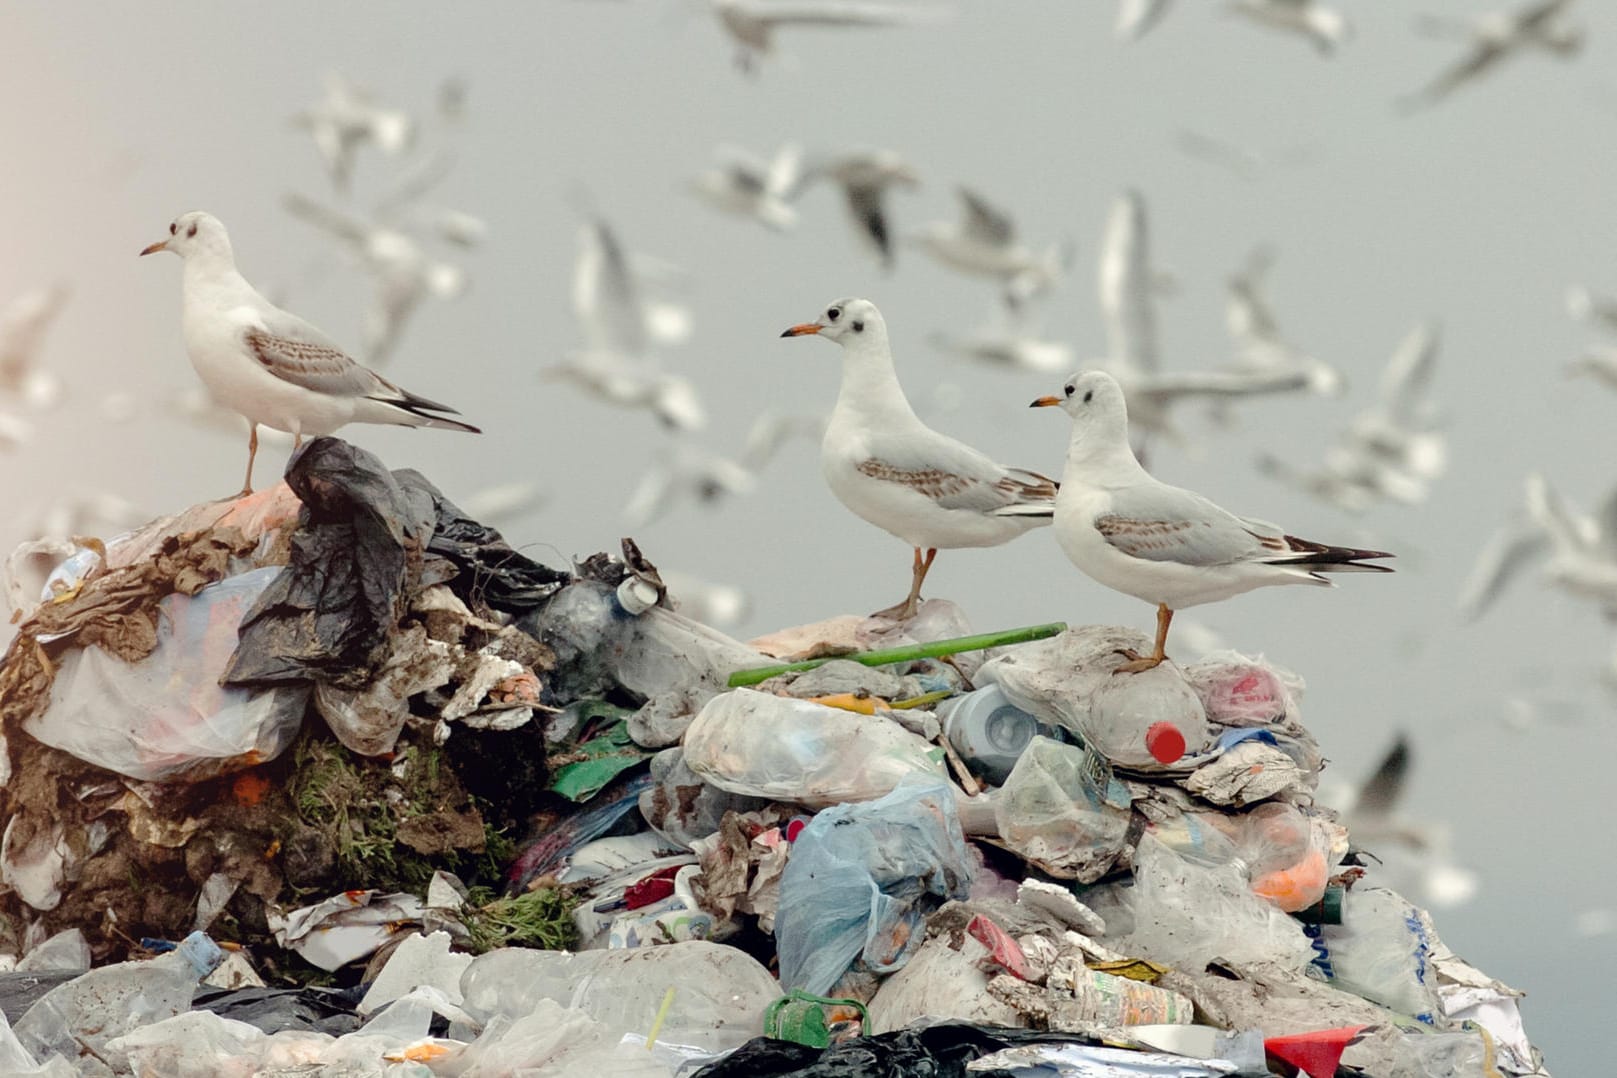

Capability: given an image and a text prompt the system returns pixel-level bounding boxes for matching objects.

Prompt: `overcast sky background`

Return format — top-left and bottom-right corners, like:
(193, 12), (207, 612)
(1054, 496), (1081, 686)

(3, 3), (1615, 1070)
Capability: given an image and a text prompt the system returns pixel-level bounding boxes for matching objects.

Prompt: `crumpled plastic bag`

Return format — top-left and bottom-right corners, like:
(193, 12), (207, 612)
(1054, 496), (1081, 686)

(683, 690), (944, 808)
(775, 774), (973, 995)
(640, 747), (774, 849)
(1107, 834), (1316, 973)
(26, 567), (309, 783)
(991, 736), (1133, 883)
(1312, 887), (1443, 1022)
(1150, 803), (1344, 913)
(1184, 651), (1305, 727)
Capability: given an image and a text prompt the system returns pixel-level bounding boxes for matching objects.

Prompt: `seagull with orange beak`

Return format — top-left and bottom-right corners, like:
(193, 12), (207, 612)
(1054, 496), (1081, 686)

(1032, 370), (1392, 672)
(781, 297), (1058, 620)
(142, 211), (478, 496)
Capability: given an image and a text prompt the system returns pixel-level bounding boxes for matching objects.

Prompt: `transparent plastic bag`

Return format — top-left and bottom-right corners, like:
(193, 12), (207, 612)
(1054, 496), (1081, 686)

(991, 736), (1132, 882)
(682, 689), (944, 808)
(1184, 651), (1305, 727)
(1151, 802), (1342, 912)
(775, 774), (973, 995)
(1315, 887), (1443, 1021)
(27, 568), (309, 783)
(1109, 835), (1315, 973)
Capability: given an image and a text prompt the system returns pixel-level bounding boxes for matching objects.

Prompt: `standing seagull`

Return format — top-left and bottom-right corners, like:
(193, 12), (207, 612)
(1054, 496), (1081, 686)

(141, 211), (478, 496)
(782, 298), (1058, 620)
(1032, 371), (1391, 672)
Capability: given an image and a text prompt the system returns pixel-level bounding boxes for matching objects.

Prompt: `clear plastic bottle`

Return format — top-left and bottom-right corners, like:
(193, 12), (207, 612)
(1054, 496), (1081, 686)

(14, 931), (222, 1071)
(936, 684), (1047, 785)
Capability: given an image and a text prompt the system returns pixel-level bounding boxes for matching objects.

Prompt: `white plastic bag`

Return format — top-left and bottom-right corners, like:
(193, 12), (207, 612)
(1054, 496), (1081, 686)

(28, 568), (308, 783)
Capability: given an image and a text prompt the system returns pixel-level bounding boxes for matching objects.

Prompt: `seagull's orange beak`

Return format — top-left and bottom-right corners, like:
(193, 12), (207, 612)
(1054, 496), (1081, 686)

(780, 323), (822, 337)
(1029, 395), (1062, 408)
(139, 240), (168, 257)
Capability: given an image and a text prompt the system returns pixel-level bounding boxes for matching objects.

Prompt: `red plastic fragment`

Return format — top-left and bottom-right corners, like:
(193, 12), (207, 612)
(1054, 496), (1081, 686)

(1264, 1024), (1368, 1078)
(967, 913), (1030, 980)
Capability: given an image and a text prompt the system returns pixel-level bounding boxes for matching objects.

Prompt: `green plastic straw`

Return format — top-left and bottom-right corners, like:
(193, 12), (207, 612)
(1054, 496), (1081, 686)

(727, 622), (1067, 688)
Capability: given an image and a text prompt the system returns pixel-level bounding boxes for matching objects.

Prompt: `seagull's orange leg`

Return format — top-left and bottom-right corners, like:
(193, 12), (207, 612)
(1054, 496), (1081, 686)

(871, 546), (937, 622)
(1115, 603), (1173, 674)
(237, 423), (259, 498)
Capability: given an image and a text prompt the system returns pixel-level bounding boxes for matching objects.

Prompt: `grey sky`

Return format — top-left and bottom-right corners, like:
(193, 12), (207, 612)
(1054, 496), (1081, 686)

(3, 3), (1614, 1069)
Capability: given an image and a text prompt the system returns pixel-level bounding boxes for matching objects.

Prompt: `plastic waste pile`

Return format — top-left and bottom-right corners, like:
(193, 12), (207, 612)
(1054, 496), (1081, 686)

(0, 437), (1548, 1076)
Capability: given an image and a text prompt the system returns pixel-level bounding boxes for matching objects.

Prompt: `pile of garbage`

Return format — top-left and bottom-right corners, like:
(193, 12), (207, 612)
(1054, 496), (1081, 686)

(0, 437), (1546, 1076)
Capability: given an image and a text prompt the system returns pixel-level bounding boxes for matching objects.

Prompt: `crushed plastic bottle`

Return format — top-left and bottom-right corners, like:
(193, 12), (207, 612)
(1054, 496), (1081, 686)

(13, 931), (223, 1074)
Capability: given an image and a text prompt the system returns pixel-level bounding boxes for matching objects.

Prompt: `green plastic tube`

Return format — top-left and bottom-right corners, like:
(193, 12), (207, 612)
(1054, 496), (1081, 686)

(726, 621), (1067, 688)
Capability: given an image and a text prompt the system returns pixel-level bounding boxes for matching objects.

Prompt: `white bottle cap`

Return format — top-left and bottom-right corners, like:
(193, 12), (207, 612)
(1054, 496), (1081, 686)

(616, 576), (660, 616)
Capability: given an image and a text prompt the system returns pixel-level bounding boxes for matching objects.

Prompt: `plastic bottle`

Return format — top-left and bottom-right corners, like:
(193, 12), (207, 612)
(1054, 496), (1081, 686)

(935, 684), (1047, 785)
(14, 931), (223, 1070)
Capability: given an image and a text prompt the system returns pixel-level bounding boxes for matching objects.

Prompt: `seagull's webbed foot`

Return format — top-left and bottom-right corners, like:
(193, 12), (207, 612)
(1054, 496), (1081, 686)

(869, 597), (920, 622)
(1113, 648), (1168, 675)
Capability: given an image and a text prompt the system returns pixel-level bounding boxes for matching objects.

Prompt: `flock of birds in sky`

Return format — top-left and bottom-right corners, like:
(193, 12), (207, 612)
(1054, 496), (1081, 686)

(0, 0), (1609, 679)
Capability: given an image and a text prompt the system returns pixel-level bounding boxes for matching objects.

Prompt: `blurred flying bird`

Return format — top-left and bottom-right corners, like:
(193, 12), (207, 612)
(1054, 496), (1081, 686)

(1229, 0), (1351, 55)
(284, 193), (469, 366)
(1459, 472), (1617, 622)
(688, 143), (805, 231)
(1257, 321), (1444, 513)
(912, 187), (1069, 308)
(709, 0), (944, 72)
(0, 285), (69, 410)
(1223, 246), (1343, 399)
(291, 73), (414, 191)
(1116, 0), (1175, 41)
(1401, 0), (1582, 112)
(807, 148), (921, 269)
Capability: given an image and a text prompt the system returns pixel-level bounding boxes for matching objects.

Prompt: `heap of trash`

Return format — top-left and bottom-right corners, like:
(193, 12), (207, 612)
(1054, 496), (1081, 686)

(0, 437), (1546, 1077)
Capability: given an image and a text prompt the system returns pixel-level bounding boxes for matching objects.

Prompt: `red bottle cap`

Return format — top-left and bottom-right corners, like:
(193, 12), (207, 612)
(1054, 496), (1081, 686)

(1145, 722), (1186, 765)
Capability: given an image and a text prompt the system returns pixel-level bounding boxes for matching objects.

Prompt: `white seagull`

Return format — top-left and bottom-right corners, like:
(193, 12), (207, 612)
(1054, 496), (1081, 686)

(912, 188), (1068, 307)
(782, 298), (1058, 620)
(290, 73), (414, 191)
(141, 211), (479, 495)
(283, 193), (468, 366)
(1229, 0), (1351, 55)
(1401, 0), (1582, 112)
(1223, 246), (1342, 398)
(1033, 370), (1391, 672)
(711, 0), (943, 72)
(807, 148), (921, 269)
(0, 285), (69, 410)
(688, 143), (805, 232)
(1117, 0), (1175, 41)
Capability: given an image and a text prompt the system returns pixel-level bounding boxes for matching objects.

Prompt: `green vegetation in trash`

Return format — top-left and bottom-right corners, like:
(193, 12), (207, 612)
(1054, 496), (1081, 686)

(286, 734), (501, 894)
(727, 622), (1069, 687)
(461, 885), (581, 953)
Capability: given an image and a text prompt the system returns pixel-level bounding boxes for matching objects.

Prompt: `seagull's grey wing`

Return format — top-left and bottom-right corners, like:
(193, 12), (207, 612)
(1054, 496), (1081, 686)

(573, 219), (646, 357)
(1094, 485), (1268, 566)
(1116, 0), (1174, 40)
(283, 192), (371, 247)
(242, 325), (390, 400)
(1099, 189), (1158, 373)
(957, 187), (1014, 247)
(1457, 517), (1547, 620)
(1515, 0), (1575, 33)
(1403, 39), (1509, 108)
(1129, 367), (1311, 406)
(1354, 735), (1411, 821)
(749, 0), (933, 28)
(856, 434), (1056, 514)
(1379, 321), (1440, 422)
(843, 183), (893, 265)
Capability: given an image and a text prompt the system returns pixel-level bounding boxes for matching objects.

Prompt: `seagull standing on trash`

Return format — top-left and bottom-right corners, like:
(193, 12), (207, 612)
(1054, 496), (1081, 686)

(1032, 371), (1391, 673)
(142, 211), (479, 496)
(782, 298), (1058, 621)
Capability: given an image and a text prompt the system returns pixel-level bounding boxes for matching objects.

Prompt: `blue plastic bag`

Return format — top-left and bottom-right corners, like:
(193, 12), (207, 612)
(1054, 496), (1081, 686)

(775, 774), (973, 995)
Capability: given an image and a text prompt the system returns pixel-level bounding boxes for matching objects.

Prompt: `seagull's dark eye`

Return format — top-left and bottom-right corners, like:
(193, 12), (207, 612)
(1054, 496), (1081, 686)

(852, 320), (864, 332)
(1064, 384), (1074, 397)
(187, 223), (198, 238)
(169, 222), (177, 235)
(1083, 390), (1094, 403)
(827, 307), (841, 322)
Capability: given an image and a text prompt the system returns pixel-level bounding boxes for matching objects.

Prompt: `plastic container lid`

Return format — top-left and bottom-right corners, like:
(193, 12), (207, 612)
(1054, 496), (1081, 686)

(616, 576), (661, 616)
(1145, 722), (1187, 765)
